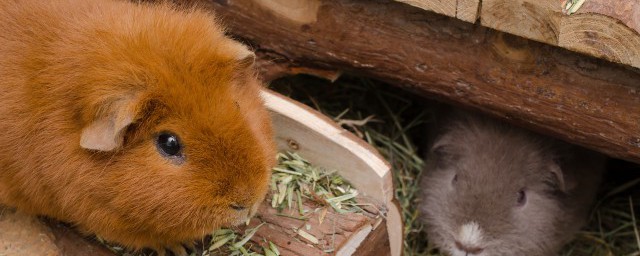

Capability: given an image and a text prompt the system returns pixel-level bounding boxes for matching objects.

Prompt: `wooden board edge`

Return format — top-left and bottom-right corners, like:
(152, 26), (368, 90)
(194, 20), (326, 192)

(261, 89), (392, 200)
(386, 199), (404, 256)
(261, 89), (403, 256)
(336, 224), (374, 256)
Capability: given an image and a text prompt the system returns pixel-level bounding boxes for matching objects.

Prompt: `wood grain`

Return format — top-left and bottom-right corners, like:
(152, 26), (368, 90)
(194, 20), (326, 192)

(396, 0), (481, 23)
(456, 0), (481, 23)
(253, 0), (322, 24)
(390, 0), (640, 69)
(0, 208), (62, 256)
(239, 196), (379, 256)
(559, 0), (640, 68)
(395, 0), (456, 17)
(480, 0), (561, 44)
(201, 0), (640, 164)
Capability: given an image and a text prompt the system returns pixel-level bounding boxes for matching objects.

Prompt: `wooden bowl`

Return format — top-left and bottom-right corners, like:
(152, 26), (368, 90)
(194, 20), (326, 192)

(261, 90), (402, 256)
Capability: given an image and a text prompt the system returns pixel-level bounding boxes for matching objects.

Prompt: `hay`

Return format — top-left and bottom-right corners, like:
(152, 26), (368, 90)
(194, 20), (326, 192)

(106, 150), (363, 256)
(206, 151), (364, 255)
(269, 74), (640, 256)
(270, 152), (362, 215)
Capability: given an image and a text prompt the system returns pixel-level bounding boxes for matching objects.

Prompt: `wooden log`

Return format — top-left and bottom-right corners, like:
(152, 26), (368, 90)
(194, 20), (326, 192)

(389, 0), (640, 69)
(480, 0), (561, 44)
(456, 0), (481, 23)
(199, 0), (640, 164)
(480, 0), (640, 68)
(559, 0), (640, 68)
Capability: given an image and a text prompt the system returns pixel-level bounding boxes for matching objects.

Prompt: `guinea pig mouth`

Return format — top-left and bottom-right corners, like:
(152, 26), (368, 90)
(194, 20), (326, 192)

(228, 213), (252, 226)
(230, 217), (247, 226)
(231, 204), (260, 225)
(248, 203), (260, 217)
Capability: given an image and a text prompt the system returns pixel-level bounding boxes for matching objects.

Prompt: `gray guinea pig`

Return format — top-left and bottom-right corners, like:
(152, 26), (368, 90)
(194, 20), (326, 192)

(419, 112), (605, 256)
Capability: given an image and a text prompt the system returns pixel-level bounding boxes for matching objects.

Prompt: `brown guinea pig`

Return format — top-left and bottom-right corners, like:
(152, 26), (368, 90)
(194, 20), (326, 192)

(419, 112), (605, 256)
(0, 0), (276, 253)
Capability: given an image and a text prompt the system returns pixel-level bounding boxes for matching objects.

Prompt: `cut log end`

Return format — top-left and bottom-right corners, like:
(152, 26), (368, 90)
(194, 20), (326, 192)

(480, 0), (561, 45)
(390, 0), (640, 69)
(456, 0), (480, 23)
(559, 13), (640, 68)
(253, 0), (322, 24)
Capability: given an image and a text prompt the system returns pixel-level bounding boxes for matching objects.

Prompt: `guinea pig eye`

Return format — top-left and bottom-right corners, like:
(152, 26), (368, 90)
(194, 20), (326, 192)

(516, 189), (527, 206)
(156, 132), (182, 157)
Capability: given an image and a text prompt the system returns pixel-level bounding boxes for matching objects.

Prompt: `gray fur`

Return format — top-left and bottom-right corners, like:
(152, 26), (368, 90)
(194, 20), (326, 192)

(419, 112), (605, 256)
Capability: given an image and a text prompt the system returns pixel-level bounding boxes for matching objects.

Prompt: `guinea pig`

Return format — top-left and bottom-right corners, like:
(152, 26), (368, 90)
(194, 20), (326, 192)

(419, 111), (605, 256)
(0, 0), (276, 254)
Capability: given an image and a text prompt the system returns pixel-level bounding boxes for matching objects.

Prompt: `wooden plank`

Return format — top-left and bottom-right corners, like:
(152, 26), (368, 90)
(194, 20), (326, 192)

(456, 0), (481, 23)
(395, 0), (456, 17)
(479, 0), (640, 69)
(480, 0), (561, 44)
(262, 91), (393, 204)
(205, 0), (640, 164)
(394, 0), (481, 23)
(391, 0), (640, 69)
(239, 196), (377, 256)
(253, 0), (322, 24)
(559, 0), (640, 68)
(352, 217), (390, 256)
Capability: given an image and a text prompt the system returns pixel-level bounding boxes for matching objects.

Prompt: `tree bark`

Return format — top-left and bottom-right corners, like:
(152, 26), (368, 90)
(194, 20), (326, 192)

(197, 0), (640, 164)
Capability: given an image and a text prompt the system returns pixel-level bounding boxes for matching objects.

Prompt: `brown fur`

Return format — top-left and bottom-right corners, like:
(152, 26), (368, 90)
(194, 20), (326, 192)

(0, 0), (276, 251)
(419, 112), (605, 256)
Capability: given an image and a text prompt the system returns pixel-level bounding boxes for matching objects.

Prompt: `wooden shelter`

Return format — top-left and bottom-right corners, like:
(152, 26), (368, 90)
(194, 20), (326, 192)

(203, 0), (640, 165)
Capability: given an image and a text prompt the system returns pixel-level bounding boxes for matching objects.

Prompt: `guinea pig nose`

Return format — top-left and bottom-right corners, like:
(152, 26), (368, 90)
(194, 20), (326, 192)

(455, 240), (484, 255)
(229, 203), (247, 211)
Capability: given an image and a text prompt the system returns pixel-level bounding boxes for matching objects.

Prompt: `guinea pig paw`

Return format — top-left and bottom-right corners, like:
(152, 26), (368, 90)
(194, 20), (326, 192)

(182, 241), (197, 252)
(152, 249), (166, 256)
(167, 244), (188, 256)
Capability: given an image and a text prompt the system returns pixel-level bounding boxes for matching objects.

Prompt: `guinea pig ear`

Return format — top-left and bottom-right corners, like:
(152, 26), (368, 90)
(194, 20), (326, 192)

(238, 52), (256, 70)
(80, 96), (141, 151)
(548, 162), (567, 192)
(234, 45), (256, 70)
